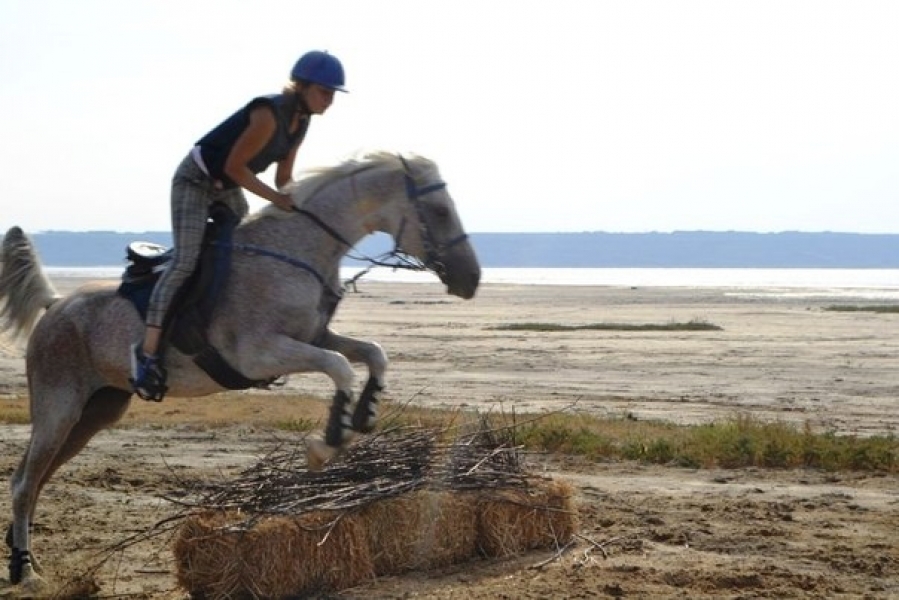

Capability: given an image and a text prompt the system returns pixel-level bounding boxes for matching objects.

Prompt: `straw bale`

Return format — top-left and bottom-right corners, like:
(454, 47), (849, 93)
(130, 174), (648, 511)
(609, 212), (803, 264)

(174, 509), (374, 599)
(170, 424), (579, 596)
(359, 489), (479, 575)
(477, 478), (578, 558)
(174, 511), (244, 599)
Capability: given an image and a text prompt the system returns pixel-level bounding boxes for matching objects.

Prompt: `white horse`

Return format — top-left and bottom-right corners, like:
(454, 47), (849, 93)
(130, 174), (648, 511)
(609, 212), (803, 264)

(0, 150), (480, 592)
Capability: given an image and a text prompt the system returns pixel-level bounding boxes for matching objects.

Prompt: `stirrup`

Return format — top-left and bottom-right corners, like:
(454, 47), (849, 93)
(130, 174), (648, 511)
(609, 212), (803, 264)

(129, 343), (169, 402)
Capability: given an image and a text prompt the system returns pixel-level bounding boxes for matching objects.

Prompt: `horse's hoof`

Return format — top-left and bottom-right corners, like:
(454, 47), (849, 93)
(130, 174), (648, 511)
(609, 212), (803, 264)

(306, 438), (339, 472)
(18, 564), (48, 595)
(306, 441), (332, 472)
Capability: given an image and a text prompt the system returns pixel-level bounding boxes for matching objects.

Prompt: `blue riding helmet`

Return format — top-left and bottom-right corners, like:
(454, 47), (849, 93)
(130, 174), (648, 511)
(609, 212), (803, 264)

(290, 51), (347, 92)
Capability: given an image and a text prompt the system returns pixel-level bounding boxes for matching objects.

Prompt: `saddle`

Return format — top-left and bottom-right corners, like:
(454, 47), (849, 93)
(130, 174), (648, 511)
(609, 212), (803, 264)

(118, 203), (275, 391)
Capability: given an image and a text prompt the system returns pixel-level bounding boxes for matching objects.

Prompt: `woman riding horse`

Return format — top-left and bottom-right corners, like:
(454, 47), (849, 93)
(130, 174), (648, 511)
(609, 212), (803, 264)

(132, 50), (348, 401)
(2, 149), (480, 592)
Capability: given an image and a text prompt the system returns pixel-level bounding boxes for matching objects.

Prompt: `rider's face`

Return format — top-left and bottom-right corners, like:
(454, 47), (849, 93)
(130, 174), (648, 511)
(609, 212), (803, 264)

(303, 84), (336, 115)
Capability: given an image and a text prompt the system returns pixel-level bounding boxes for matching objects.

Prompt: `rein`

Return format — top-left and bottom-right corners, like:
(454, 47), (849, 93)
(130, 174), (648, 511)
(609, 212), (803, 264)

(292, 207), (353, 248)
(220, 241), (329, 289)
(222, 154), (467, 289)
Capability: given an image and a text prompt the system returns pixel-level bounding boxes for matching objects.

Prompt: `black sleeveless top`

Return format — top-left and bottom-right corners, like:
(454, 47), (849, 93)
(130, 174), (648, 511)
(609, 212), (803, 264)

(196, 94), (309, 188)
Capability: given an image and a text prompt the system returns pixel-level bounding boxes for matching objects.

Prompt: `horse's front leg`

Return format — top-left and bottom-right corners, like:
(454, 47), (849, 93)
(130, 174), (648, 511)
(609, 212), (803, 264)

(316, 328), (388, 434)
(233, 334), (373, 470)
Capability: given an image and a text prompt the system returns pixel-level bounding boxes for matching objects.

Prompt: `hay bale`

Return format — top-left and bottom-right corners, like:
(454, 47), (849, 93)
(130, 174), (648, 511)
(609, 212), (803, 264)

(174, 509), (374, 599)
(359, 490), (479, 575)
(477, 478), (578, 558)
(170, 421), (580, 596)
(173, 511), (243, 599)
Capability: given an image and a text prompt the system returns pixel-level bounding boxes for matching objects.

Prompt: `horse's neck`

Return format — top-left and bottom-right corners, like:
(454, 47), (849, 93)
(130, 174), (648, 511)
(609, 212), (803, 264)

(296, 171), (391, 246)
(236, 185), (362, 260)
(236, 166), (404, 260)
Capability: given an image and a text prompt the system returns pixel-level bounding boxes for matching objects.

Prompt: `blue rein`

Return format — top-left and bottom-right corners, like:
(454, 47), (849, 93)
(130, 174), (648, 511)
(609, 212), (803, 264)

(221, 241), (328, 289)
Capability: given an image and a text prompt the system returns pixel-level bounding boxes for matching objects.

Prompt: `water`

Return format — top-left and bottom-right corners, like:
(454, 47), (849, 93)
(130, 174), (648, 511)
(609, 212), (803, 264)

(45, 266), (899, 300)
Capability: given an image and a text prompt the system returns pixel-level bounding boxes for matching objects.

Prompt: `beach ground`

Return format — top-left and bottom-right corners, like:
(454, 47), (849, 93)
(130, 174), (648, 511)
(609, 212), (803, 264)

(1, 279), (897, 598)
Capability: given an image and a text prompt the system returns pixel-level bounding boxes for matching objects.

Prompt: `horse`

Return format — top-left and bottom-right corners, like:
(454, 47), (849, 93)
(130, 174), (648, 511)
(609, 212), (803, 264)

(0, 150), (480, 592)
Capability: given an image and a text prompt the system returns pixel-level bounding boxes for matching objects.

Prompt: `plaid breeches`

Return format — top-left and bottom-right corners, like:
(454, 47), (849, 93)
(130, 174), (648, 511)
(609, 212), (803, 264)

(145, 154), (248, 327)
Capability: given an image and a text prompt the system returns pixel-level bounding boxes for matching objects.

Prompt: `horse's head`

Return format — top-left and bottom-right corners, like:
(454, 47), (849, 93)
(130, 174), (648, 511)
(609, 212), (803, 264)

(282, 150), (480, 299)
(381, 154), (481, 299)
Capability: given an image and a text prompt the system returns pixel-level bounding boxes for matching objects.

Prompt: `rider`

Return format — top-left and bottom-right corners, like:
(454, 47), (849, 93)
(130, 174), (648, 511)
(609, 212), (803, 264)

(130, 50), (347, 401)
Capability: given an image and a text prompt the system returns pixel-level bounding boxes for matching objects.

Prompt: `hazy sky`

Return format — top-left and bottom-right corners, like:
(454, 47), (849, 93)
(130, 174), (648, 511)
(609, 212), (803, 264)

(1, 1), (897, 234)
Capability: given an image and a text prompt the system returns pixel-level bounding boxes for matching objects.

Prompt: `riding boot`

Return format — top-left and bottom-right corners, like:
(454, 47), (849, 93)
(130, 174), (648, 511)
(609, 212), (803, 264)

(129, 343), (169, 401)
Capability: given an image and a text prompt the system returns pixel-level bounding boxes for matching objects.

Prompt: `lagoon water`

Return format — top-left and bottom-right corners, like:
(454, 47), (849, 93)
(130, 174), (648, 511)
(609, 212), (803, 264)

(46, 266), (899, 300)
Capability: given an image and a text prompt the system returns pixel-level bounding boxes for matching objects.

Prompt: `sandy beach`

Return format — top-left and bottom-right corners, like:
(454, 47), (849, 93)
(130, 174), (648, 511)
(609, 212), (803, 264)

(10, 276), (895, 436)
(1, 277), (897, 598)
(328, 280), (899, 438)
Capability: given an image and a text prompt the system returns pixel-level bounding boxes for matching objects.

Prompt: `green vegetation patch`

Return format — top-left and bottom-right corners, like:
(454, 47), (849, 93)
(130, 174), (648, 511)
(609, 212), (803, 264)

(825, 305), (899, 313)
(382, 408), (898, 474)
(273, 417), (318, 432)
(0, 406), (30, 425)
(510, 413), (897, 472)
(490, 319), (722, 332)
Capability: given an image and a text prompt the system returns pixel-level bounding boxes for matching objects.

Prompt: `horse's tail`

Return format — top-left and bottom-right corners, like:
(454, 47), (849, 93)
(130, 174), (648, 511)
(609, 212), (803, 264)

(0, 226), (61, 340)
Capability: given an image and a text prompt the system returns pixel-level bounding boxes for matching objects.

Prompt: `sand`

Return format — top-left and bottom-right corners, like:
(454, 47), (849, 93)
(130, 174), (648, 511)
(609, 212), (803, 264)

(1, 277), (897, 598)
(4, 277), (898, 435)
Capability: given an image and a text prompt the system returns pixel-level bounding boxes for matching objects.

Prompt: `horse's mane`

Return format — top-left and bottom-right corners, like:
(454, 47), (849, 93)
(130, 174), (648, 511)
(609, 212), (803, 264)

(252, 150), (436, 219)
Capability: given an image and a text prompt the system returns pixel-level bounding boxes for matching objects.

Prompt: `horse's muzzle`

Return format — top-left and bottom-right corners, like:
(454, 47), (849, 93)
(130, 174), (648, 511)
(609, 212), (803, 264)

(442, 267), (480, 300)
(432, 236), (480, 300)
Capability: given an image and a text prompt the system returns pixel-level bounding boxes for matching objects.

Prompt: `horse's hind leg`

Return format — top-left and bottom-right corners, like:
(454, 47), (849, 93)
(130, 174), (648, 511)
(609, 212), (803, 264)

(8, 383), (84, 589)
(8, 386), (130, 588)
(15, 387), (132, 527)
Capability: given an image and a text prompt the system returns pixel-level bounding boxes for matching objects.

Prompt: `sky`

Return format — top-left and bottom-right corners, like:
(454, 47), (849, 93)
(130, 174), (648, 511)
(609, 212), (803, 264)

(1, 0), (897, 234)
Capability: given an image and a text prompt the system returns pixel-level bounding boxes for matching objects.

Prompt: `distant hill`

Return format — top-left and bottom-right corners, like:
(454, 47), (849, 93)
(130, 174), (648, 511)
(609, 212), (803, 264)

(466, 231), (899, 268)
(13, 230), (899, 268)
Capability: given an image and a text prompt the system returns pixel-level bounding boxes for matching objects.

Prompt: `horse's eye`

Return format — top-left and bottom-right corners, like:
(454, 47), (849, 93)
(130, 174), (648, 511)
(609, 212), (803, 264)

(432, 205), (451, 219)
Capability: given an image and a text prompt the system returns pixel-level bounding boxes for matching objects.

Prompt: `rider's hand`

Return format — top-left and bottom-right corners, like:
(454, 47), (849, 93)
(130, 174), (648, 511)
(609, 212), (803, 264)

(272, 193), (294, 212)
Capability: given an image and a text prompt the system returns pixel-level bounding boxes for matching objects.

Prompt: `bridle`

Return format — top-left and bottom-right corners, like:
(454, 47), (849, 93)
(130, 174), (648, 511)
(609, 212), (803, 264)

(392, 155), (469, 277)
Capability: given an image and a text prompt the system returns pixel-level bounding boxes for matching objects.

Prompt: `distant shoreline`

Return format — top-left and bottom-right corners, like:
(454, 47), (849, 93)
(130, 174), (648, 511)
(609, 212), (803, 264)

(45, 267), (899, 299)
(22, 230), (899, 268)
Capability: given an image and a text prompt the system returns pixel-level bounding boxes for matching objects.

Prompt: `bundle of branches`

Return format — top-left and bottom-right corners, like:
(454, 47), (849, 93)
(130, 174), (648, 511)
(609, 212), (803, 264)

(175, 420), (540, 523)
(435, 415), (531, 490)
(181, 427), (437, 517)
